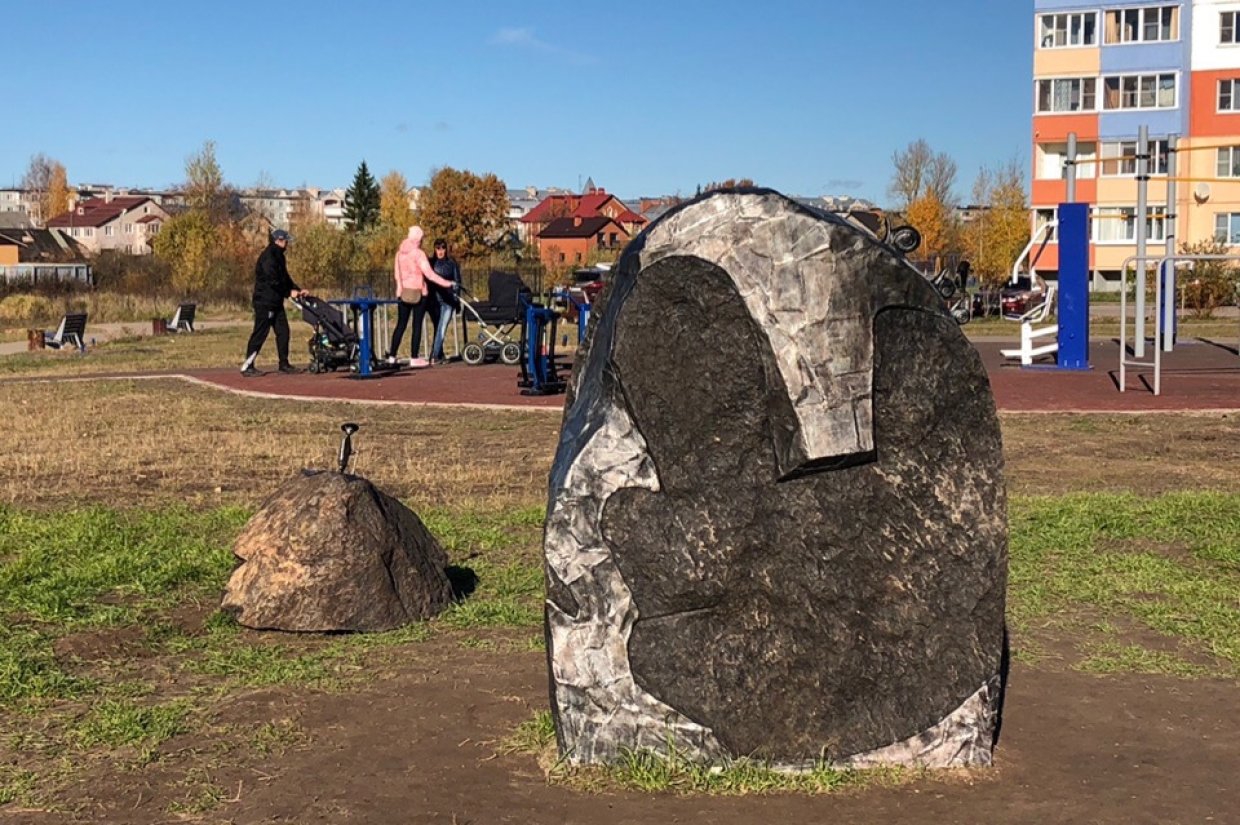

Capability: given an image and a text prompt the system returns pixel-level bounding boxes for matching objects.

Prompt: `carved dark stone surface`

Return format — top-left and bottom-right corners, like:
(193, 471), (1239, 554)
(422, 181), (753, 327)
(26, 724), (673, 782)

(222, 471), (454, 632)
(544, 189), (1007, 768)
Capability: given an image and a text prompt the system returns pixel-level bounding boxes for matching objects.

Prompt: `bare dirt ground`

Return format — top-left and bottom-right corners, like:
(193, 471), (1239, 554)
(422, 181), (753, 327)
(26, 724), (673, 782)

(7, 643), (1234, 825)
(1, 380), (1237, 824)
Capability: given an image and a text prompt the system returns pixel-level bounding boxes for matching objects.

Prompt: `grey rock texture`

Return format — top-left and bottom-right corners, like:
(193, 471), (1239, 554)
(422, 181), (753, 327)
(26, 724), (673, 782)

(222, 471), (454, 632)
(544, 189), (1007, 769)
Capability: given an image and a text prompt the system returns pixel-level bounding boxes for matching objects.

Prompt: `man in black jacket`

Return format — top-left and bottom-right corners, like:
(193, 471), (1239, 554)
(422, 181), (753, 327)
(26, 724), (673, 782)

(241, 229), (306, 376)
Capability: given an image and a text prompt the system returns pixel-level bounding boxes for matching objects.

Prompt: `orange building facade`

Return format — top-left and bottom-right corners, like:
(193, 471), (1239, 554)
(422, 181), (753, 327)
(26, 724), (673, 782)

(1032, 1), (1240, 284)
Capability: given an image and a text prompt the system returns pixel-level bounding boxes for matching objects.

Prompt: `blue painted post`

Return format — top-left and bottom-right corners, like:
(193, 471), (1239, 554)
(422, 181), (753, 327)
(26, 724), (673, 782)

(1056, 202), (1090, 370)
(356, 300), (373, 377)
(577, 302), (590, 344)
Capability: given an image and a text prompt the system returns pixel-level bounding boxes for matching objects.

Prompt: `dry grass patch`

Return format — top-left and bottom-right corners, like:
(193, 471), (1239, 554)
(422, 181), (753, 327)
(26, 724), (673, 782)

(0, 381), (1233, 513)
(999, 413), (1240, 495)
(0, 378), (559, 511)
(0, 326), (252, 378)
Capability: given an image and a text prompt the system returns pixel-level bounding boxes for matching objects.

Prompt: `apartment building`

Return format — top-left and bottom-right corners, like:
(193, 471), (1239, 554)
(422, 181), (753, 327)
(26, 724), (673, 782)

(1033, 1), (1240, 285)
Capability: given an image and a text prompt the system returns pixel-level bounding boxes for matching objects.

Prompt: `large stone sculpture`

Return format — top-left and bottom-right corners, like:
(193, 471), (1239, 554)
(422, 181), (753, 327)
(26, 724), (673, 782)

(543, 189), (1007, 769)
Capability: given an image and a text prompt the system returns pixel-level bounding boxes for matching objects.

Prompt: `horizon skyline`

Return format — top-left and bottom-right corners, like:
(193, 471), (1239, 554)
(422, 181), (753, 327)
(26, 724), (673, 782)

(2, 1), (1032, 205)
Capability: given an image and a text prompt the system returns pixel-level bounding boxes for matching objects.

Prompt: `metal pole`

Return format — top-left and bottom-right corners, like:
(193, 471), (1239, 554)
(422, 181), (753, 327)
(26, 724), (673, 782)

(1119, 259), (1128, 392)
(1066, 132), (1078, 203)
(1163, 135), (1178, 353)
(1134, 126), (1149, 358)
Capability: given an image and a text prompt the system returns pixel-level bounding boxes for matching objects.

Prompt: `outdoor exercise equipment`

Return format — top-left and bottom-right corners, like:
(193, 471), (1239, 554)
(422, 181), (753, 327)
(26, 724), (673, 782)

(551, 286), (592, 344)
(518, 295), (568, 396)
(1001, 202), (1089, 370)
(328, 287), (401, 379)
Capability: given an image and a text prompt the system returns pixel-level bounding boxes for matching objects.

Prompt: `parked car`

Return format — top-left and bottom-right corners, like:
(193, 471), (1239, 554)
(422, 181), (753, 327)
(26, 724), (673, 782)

(572, 265), (610, 305)
(1001, 276), (1047, 317)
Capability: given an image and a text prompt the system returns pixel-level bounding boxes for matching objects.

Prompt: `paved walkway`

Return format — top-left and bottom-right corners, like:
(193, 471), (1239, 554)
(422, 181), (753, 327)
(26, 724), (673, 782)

(15, 338), (1235, 414)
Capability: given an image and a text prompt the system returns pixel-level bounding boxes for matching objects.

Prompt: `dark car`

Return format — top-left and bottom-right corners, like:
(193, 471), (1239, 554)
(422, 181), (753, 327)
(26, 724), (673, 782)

(972, 276), (1044, 318)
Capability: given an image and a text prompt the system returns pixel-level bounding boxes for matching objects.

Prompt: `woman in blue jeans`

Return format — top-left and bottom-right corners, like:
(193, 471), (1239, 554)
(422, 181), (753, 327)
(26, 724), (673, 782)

(428, 239), (461, 363)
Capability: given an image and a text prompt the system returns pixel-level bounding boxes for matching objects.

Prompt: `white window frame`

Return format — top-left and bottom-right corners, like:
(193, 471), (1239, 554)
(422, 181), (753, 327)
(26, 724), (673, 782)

(1215, 213), (1240, 244)
(1218, 146), (1240, 178)
(1037, 141), (1098, 180)
(1034, 208), (1058, 241)
(1036, 77), (1098, 113)
(1219, 78), (1240, 112)
(1223, 11), (1240, 45)
(1038, 11), (1099, 49)
(1101, 72), (1177, 111)
(1099, 139), (1170, 177)
(1092, 206), (1166, 245)
(1104, 5), (1179, 44)
(104, 225), (114, 237)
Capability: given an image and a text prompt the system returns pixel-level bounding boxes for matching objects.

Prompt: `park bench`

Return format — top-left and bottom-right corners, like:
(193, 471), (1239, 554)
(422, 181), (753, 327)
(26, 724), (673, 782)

(43, 313), (88, 352)
(167, 302), (196, 333)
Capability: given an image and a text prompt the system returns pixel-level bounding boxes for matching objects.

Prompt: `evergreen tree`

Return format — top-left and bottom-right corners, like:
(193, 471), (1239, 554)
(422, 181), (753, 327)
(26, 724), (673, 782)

(343, 160), (381, 231)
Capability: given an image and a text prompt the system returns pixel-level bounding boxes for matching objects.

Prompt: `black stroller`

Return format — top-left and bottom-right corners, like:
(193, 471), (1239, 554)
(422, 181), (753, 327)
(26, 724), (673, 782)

(294, 295), (358, 373)
(458, 271), (532, 365)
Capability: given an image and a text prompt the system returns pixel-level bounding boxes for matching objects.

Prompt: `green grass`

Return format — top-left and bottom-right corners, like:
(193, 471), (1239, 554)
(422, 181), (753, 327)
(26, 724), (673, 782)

(501, 711), (900, 795)
(0, 506), (247, 705)
(0, 503), (544, 707)
(0, 767), (37, 805)
(67, 698), (190, 749)
(1009, 491), (1240, 672)
(1076, 642), (1212, 678)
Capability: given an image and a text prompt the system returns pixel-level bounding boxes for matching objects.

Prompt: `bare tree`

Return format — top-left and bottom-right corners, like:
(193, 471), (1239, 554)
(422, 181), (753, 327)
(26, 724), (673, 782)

(926, 153), (958, 206)
(889, 140), (932, 209)
(21, 153), (68, 225)
(889, 140), (958, 209)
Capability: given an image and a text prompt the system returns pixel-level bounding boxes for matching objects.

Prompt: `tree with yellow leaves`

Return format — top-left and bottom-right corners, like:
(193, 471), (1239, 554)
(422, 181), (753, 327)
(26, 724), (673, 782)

(379, 171), (414, 229)
(905, 192), (958, 267)
(962, 161), (1029, 286)
(416, 167), (509, 261)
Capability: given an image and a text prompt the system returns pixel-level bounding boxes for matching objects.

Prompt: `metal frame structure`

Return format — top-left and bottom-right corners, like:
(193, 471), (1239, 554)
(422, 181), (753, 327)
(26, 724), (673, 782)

(1119, 252), (1240, 395)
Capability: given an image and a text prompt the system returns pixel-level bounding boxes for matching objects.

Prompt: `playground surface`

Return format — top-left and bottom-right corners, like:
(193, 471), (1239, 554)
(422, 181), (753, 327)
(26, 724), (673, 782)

(36, 337), (1234, 413)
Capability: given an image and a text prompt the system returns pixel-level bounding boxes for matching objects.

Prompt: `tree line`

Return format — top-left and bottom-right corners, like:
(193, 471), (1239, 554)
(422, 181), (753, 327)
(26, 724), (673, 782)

(15, 144), (512, 302)
(888, 139), (1030, 287)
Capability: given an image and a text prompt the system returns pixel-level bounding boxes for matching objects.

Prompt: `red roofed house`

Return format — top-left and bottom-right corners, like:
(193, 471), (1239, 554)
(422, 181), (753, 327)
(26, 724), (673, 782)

(521, 180), (646, 267)
(537, 215), (629, 268)
(45, 194), (170, 255)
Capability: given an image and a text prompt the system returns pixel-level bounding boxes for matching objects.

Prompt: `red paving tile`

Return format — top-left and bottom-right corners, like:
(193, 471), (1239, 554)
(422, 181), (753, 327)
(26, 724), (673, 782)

(975, 340), (1240, 413)
(184, 363), (564, 410)
(9, 339), (1238, 414)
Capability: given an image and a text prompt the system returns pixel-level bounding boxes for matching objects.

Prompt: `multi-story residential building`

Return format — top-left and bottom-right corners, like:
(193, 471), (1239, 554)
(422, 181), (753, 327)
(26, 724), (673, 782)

(44, 195), (169, 255)
(1033, 1), (1240, 286)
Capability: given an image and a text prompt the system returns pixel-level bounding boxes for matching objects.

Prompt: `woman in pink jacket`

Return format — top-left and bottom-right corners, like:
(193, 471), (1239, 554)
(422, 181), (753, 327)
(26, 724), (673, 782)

(388, 226), (453, 366)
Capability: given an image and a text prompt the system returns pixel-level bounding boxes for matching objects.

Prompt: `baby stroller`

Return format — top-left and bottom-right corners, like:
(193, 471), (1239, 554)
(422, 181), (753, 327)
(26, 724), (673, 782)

(294, 294), (358, 373)
(458, 270), (531, 365)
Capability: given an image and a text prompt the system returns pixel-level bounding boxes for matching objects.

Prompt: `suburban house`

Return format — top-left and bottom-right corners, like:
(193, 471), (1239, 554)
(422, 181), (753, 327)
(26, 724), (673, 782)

(45, 195), (170, 255)
(508, 186), (573, 240)
(521, 181), (647, 266)
(0, 227), (90, 284)
(535, 215), (630, 268)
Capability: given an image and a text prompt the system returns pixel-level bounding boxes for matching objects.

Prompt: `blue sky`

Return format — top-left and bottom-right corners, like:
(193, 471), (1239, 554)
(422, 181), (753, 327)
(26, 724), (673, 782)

(3, 1), (1031, 205)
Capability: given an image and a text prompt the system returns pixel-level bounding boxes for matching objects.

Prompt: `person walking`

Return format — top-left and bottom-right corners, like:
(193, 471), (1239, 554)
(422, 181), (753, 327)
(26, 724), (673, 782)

(388, 226), (453, 366)
(241, 229), (306, 376)
(428, 238), (461, 363)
